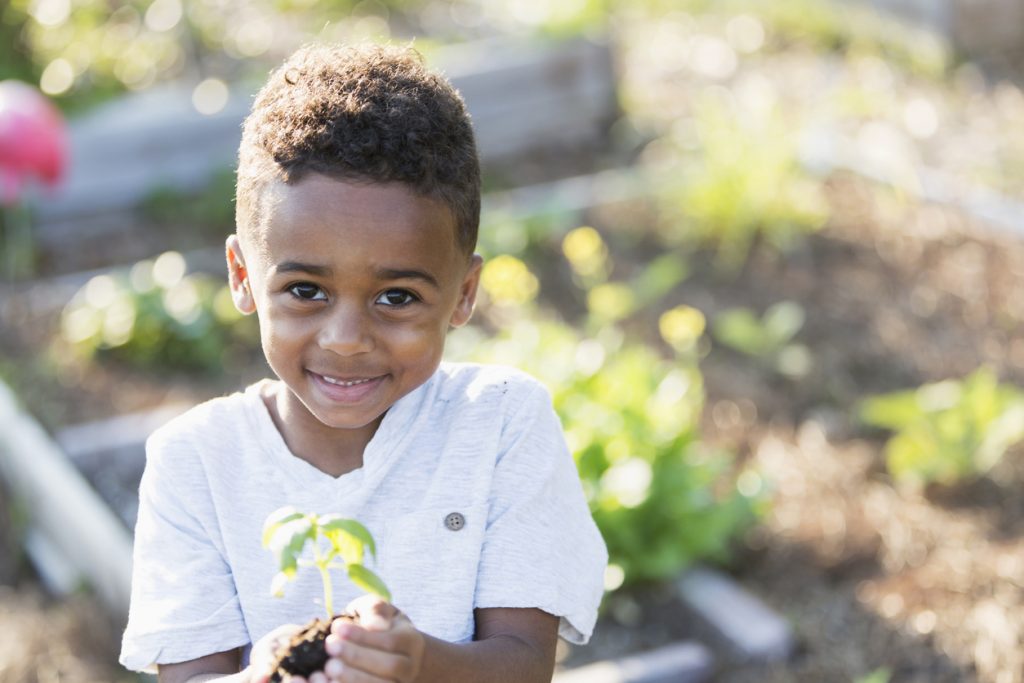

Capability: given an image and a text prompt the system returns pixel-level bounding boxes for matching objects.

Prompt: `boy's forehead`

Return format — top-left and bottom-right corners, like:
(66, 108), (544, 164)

(246, 174), (463, 268)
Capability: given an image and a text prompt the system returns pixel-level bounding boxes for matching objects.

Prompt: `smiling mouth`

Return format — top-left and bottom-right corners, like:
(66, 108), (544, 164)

(319, 375), (376, 387)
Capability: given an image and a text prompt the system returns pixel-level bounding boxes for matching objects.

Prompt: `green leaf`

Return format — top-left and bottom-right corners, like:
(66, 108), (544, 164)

(348, 564), (391, 602)
(855, 668), (891, 683)
(320, 516), (376, 562)
(713, 308), (769, 357)
(270, 571), (291, 598)
(762, 301), (804, 346)
(267, 517), (314, 576)
(261, 506), (304, 548)
(631, 253), (688, 307)
(858, 390), (925, 430)
(976, 401), (1024, 472)
(886, 428), (934, 484)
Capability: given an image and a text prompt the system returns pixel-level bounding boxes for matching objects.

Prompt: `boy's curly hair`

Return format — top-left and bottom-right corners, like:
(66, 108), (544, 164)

(236, 43), (480, 255)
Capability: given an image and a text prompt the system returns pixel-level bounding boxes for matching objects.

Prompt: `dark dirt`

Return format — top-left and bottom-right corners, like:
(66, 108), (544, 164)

(269, 616), (348, 682)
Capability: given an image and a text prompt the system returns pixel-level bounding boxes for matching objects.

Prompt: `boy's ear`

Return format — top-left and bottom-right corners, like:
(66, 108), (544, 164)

(225, 234), (256, 315)
(449, 254), (483, 328)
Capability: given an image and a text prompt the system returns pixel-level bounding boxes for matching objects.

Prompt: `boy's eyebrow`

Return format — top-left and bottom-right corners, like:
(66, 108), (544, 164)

(375, 267), (440, 289)
(274, 261), (331, 277)
(273, 261), (440, 289)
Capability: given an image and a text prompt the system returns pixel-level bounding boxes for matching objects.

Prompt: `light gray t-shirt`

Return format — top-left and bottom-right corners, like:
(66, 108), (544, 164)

(119, 362), (607, 672)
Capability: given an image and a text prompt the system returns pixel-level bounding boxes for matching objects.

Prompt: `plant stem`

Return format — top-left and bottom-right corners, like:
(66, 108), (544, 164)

(318, 563), (334, 619)
(312, 536), (334, 618)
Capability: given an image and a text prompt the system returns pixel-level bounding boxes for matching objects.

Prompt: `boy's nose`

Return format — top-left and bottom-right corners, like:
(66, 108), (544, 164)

(318, 301), (375, 355)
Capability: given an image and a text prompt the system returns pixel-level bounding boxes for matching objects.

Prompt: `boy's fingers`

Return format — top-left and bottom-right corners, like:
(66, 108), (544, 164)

(341, 595), (399, 631)
(328, 626), (400, 654)
(325, 618), (423, 682)
(323, 641), (415, 682)
(324, 663), (391, 683)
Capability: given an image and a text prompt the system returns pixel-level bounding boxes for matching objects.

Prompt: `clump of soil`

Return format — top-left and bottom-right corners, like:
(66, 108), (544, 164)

(270, 614), (356, 682)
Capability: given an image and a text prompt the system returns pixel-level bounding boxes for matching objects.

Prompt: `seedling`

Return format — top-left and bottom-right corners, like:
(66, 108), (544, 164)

(261, 507), (391, 681)
(261, 506), (390, 618)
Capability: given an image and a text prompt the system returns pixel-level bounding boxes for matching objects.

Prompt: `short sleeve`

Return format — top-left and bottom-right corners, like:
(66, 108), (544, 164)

(119, 427), (250, 672)
(474, 382), (608, 644)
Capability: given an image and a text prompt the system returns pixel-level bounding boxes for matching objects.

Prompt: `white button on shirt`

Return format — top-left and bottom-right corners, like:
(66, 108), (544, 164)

(119, 362), (608, 672)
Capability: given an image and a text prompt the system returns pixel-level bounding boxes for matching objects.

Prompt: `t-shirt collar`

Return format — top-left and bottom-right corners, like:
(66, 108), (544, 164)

(245, 369), (439, 491)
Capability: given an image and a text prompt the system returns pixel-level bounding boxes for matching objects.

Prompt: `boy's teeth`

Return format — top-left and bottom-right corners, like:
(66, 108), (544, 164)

(322, 375), (372, 387)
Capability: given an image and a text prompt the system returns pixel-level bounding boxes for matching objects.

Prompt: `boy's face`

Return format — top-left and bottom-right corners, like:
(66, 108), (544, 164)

(226, 174), (481, 440)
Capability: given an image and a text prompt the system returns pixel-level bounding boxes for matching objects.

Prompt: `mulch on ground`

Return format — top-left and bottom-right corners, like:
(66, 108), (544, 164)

(559, 173), (1024, 682)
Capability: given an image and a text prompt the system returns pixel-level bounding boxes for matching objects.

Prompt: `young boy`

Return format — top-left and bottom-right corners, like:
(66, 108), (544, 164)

(119, 43), (607, 682)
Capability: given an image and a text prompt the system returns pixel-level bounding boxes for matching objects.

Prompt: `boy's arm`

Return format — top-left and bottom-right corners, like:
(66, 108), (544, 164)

(157, 651), (241, 683)
(328, 599), (558, 683)
(157, 624), (305, 683)
(419, 607), (559, 683)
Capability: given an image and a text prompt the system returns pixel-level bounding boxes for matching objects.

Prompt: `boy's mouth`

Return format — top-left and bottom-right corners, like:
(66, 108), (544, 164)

(319, 375), (375, 387)
(309, 371), (387, 403)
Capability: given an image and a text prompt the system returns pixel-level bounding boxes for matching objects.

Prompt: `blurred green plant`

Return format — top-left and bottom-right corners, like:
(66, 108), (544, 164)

(560, 225), (689, 329)
(859, 367), (1024, 487)
(666, 93), (829, 271)
(456, 255), (762, 587)
(652, 0), (950, 79)
(4, 0), (409, 106)
(751, 0), (951, 79)
(141, 167), (236, 239)
(58, 250), (257, 373)
(712, 301), (812, 378)
(854, 668), (892, 683)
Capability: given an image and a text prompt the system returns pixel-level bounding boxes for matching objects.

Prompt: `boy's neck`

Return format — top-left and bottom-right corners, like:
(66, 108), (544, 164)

(260, 380), (382, 478)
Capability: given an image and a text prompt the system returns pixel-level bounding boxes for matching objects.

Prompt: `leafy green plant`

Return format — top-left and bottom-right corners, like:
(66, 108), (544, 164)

(666, 93), (829, 271)
(262, 506), (390, 619)
(859, 367), (1024, 486)
(662, 0), (950, 79)
(5, 0), (411, 106)
(559, 226), (689, 328)
(58, 251), (258, 373)
(449, 308), (762, 587)
(141, 168), (237, 242)
(712, 301), (812, 378)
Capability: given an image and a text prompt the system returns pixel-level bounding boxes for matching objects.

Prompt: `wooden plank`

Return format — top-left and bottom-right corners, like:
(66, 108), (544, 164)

(0, 380), (133, 616)
(676, 566), (793, 663)
(553, 642), (714, 683)
(33, 36), (616, 227)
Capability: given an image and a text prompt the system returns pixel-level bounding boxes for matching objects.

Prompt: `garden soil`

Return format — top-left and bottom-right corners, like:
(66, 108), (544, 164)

(2, 175), (1024, 681)
(269, 617), (341, 682)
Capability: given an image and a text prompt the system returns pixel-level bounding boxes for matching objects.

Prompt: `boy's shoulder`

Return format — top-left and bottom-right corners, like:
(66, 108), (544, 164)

(146, 381), (264, 451)
(435, 361), (550, 404)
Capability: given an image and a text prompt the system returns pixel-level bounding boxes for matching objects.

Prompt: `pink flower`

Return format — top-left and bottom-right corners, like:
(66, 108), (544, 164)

(0, 80), (68, 206)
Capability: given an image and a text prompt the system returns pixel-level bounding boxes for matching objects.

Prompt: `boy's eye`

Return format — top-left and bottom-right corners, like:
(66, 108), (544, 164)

(376, 289), (417, 306)
(288, 283), (326, 301)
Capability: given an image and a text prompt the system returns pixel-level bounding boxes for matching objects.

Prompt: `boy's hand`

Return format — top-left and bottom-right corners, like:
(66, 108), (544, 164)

(315, 595), (425, 683)
(247, 623), (305, 683)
